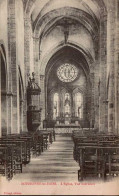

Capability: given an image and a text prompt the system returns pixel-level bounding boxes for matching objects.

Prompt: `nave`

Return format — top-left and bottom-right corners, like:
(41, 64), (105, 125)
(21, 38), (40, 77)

(0, 0), (119, 194)
(13, 135), (79, 182)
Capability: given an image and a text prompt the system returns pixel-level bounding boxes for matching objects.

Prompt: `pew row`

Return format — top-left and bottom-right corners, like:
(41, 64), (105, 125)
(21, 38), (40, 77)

(72, 131), (119, 181)
(0, 129), (55, 180)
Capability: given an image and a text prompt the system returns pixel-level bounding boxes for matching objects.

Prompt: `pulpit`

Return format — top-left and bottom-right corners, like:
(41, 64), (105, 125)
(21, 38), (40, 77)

(27, 73), (42, 132)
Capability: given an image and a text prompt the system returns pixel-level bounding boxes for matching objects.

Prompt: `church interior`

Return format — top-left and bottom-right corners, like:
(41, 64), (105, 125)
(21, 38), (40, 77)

(0, 0), (119, 186)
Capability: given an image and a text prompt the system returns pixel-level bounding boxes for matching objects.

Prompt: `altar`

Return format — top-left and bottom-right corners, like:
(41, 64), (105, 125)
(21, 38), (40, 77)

(54, 123), (81, 134)
(55, 114), (80, 126)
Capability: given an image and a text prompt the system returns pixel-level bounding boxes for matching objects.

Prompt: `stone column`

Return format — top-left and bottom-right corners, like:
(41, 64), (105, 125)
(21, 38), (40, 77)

(33, 36), (41, 110)
(116, 53), (119, 134)
(114, 0), (119, 134)
(33, 36), (39, 83)
(7, 92), (13, 134)
(99, 10), (108, 133)
(20, 99), (24, 133)
(40, 74), (45, 127)
(90, 71), (95, 128)
(86, 76), (91, 128)
(8, 0), (19, 134)
(23, 15), (31, 132)
(93, 36), (100, 130)
(7, 25), (12, 135)
(107, 1), (116, 133)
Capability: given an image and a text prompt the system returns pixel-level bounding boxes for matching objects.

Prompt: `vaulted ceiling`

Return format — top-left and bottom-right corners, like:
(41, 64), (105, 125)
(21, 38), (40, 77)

(22, 0), (107, 73)
(23, 0), (106, 35)
(23, 0), (106, 20)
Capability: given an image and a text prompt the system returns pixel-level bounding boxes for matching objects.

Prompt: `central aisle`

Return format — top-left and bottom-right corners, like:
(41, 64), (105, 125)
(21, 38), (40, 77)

(1, 135), (118, 196)
(14, 135), (79, 182)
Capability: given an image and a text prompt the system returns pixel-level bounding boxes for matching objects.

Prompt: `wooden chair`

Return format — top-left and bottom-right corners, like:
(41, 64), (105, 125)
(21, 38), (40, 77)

(72, 132), (119, 181)
(0, 144), (15, 180)
(77, 146), (106, 181)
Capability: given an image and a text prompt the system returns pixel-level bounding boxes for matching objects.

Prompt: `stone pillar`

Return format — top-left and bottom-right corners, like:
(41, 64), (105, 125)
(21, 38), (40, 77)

(114, 0), (119, 134)
(7, 39), (12, 134)
(40, 74), (45, 127)
(24, 16), (31, 76)
(93, 36), (100, 130)
(7, 93), (13, 134)
(90, 71), (95, 128)
(99, 10), (108, 133)
(20, 99), (24, 132)
(117, 53), (119, 134)
(94, 63), (100, 130)
(23, 15), (31, 132)
(32, 36), (41, 110)
(86, 76), (91, 128)
(107, 1), (116, 133)
(33, 36), (39, 83)
(8, 0), (19, 134)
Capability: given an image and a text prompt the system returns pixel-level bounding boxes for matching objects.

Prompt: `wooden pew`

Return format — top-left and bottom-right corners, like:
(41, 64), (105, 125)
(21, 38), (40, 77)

(0, 140), (23, 175)
(77, 146), (106, 180)
(0, 144), (15, 180)
(1, 137), (30, 164)
(0, 132), (34, 177)
(72, 131), (119, 181)
(34, 129), (55, 155)
(0, 129), (55, 180)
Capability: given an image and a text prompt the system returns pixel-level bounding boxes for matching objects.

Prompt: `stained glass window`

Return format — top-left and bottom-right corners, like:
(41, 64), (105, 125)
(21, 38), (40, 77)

(64, 93), (70, 115)
(75, 92), (83, 118)
(53, 93), (59, 119)
(57, 63), (78, 82)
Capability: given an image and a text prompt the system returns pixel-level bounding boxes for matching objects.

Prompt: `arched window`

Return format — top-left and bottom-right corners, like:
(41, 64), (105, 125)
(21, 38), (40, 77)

(53, 93), (59, 119)
(64, 93), (70, 115)
(75, 92), (83, 118)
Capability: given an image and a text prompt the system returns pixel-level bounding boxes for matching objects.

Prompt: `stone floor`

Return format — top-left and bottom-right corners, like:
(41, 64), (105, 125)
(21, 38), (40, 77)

(13, 135), (79, 182)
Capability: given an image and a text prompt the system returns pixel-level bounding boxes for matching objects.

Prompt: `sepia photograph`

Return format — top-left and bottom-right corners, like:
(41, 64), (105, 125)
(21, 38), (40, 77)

(0, 0), (119, 195)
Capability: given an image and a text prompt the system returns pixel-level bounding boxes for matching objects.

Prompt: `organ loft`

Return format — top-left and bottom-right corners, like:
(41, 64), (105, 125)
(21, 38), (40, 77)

(0, 0), (119, 194)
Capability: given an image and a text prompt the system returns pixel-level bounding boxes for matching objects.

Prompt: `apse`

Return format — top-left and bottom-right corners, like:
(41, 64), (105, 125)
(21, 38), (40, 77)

(45, 46), (92, 128)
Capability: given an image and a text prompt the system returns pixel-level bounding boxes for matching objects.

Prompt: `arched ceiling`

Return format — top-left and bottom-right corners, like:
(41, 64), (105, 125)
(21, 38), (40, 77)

(23, 0), (107, 36)
(22, 0), (107, 41)
(24, 0), (106, 19)
(34, 7), (98, 39)
(30, 0), (100, 21)
(23, 0), (106, 71)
